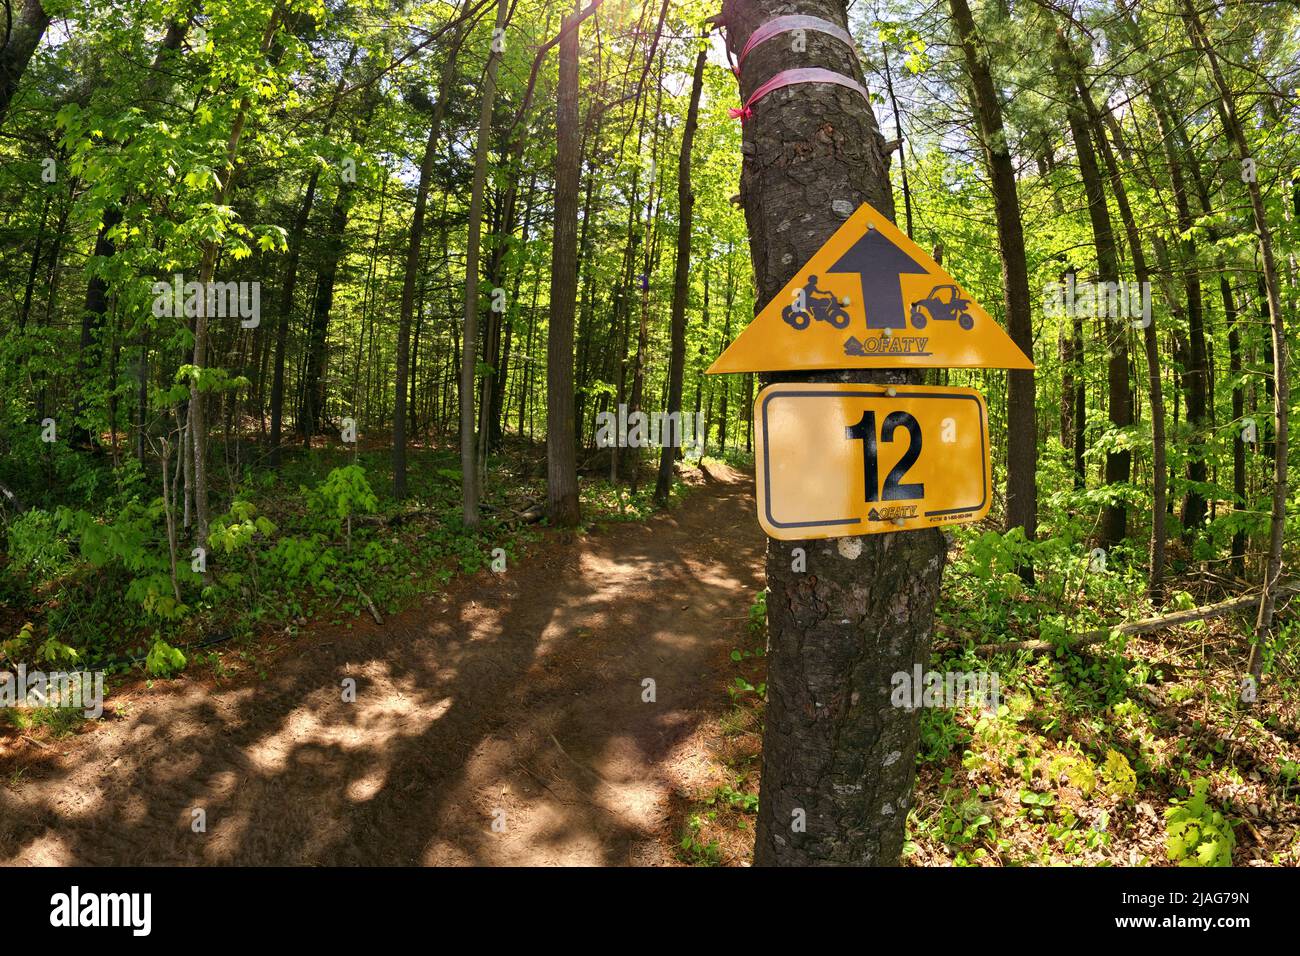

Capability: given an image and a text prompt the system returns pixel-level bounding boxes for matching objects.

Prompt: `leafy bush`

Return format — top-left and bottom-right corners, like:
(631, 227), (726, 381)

(266, 533), (338, 589)
(919, 707), (968, 763)
(5, 508), (71, 577)
(1101, 748), (1138, 798)
(1165, 779), (1235, 866)
(55, 502), (187, 620)
(145, 638), (186, 678)
(209, 500), (277, 555)
(307, 465), (378, 541)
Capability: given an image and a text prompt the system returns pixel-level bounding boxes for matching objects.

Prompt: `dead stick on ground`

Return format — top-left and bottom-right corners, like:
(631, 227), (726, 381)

(350, 579), (383, 625)
(935, 581), (1300, 657)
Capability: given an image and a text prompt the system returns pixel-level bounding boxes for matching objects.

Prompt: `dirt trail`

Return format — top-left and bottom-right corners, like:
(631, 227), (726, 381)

(0, 465), (764, 865)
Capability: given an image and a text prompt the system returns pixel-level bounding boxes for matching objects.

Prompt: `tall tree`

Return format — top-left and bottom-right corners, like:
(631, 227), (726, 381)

(1148, 86), (1210, 540)
(545, 0), (583, 525)
(1056, 29), (1130, 548)
(948, 0), (1036, 578)
(459, 0), (511, 528)
(654, 46), (706, 505)
(1183, 1), (1289, 685)
(1075, 51), (1168, 597)
(393, 5), (468, 499)
(0, 0), (49, 128)
(188, 6), (285, 562)
(722, 0), (947, 866)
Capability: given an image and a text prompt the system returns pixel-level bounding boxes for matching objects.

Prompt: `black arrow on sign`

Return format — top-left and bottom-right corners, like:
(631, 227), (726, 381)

(826, 226), (929, 330)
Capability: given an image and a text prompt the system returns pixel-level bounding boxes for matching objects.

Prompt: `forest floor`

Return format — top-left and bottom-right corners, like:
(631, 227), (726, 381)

(0, 462), (766, 865)
(2, 459), (1298, 866)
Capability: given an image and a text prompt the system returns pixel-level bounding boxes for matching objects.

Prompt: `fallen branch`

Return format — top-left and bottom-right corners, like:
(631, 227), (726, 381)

(348, 579), (383, 626)
(936, 581), (1299, 657)
(354, 508), (444, 529)
(512, 503), (545, 524)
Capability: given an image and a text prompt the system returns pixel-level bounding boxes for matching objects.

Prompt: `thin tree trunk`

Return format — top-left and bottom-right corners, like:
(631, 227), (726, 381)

(1184, 2), (1289, 684)
(1148, 88), (1209, 540)
(1058, 31), (1129, 548)
(394, 5), (467, 499)
(1228, 281), (1246, 578)
(460, 0), (510, 528)
(1079, 64), (1168, 597)
(269, 47), (355, 464)
(654, 47), (705, 504)
(950, 0), (1036, 579)
(300, 179), (355, 443)
(545, 0), (583, 526)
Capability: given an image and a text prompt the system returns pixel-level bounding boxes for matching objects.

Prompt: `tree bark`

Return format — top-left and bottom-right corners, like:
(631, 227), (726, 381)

(460, 0), (510, 528)
(545, 0), (582, 526)
(0, 0), (50, 128)
(1184, 1), (1289, 684)
(1058, 30), (1129, 548)
(654, 47), (705, 504)
(723, 0), (947, 867)
(393, 7), (466, 499)
(949, 0), (1036, 579)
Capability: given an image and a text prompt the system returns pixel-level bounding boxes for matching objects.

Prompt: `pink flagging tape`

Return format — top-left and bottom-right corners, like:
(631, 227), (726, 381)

(737, 15), (856, 68)
(728, 67), (871, 122)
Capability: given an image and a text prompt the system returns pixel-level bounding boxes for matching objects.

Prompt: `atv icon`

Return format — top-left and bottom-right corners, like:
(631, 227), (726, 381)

(782, 275), (850, 331)
(910, 284), (974, 331)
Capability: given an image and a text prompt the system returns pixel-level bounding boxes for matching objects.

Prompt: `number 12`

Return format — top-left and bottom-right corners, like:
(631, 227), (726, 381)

(845, 410), (925, 502)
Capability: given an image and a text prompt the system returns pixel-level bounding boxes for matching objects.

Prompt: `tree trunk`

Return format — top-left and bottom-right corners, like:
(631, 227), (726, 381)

(1078, 60), (1168, 598)
(1059, 31), (1129, 547)
(393, 8), (466, 499)
(949, 0), (1035, 580)
(723, 0), (947, 867)
(654, 48), (705, 504)
(269, 47), (355, 465)
(545, 0), (582, 526)
(460, 0), (510, 528)
(0, 0), (50, 128)
(1227, 281), (1246, 578)
(300, 181), (352, 444)
(1148, 88), (1209, 541)
(1184, 2), (1289, 684)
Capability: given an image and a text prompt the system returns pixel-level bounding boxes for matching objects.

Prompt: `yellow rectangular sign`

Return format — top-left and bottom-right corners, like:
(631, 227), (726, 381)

(754, 383), (991, 540)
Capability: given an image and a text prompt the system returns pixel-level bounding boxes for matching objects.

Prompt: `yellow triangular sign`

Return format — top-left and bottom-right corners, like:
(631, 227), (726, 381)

(708, 203), (1034, 372)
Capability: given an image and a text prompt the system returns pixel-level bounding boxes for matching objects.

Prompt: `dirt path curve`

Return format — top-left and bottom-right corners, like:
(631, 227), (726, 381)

(0, 465), (764, 865)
